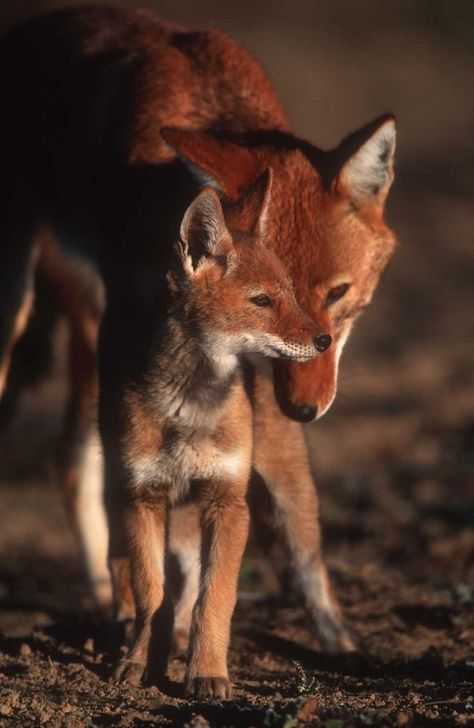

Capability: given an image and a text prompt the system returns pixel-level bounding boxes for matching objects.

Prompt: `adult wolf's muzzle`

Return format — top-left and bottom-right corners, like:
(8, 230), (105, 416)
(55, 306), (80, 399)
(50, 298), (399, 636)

(273, 340), (337, 423)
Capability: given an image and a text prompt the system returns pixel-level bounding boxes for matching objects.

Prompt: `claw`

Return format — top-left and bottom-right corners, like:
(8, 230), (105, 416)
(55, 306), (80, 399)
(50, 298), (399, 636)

(186, 676), (233, 701)
(114, 659), (146, 686)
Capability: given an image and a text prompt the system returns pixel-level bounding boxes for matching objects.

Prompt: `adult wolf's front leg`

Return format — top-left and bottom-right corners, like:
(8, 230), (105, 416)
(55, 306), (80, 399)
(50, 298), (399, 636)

(0, 183), (41, 398)
(56, 291), (111, 612)
(169, 503), (201, 654)
(252, 371), (354, 653)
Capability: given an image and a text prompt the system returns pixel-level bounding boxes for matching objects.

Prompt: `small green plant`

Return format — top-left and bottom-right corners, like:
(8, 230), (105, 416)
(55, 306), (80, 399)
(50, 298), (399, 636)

(453, 583), (472, 605)
(262, 662), (321, 726)
(263, 701), (299, 727)
(292, 659), (317, 696)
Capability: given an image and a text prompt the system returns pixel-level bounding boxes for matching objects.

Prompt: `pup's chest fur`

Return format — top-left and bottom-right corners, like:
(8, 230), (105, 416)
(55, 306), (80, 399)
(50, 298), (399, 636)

(132, 428), (249, 504)
(123, 330), (252, 503)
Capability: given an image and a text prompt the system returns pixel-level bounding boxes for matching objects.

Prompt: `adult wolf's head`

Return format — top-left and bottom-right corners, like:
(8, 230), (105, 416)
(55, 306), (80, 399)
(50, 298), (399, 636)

(162, 115), (397, 422)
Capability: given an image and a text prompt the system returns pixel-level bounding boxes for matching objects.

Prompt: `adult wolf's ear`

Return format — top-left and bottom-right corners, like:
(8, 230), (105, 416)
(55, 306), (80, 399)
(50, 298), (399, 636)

(179, 188), (234, 273)
(335, 115), (396, 208)
(161, 127), (262, 199)
(225, 168), (273, 238)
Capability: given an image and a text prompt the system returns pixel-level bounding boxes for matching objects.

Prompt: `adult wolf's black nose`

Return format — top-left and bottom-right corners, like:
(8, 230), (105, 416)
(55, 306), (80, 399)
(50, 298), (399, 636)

(314, 334), (332, 353)
(290, 403), (318, 422)
(283, 401), (317, 422)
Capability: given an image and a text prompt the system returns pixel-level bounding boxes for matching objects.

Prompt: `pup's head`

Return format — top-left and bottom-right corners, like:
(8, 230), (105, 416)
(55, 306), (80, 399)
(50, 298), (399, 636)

(168, 169), (330, 365)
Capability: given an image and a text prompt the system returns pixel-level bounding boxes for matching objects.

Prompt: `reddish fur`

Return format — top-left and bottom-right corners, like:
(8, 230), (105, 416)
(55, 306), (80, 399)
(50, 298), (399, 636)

(0, 6), (397, 669)
(161, 131), (396, 415)
(0, 6), (396, 415)
(107, 185), (319, 697)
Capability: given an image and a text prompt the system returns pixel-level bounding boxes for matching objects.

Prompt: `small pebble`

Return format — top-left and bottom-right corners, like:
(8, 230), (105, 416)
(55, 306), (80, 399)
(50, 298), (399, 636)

(84, 638), (94, 654)
(19, 643), (32, 657)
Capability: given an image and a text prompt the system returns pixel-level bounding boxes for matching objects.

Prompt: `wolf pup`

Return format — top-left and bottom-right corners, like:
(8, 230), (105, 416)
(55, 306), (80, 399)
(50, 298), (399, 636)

(108, 171), (329, 699)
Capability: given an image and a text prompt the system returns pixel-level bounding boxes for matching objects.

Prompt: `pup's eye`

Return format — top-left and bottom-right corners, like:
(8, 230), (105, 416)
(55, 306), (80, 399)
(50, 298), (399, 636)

(326, 283), (350, 306)
(249, 293), (273, 307)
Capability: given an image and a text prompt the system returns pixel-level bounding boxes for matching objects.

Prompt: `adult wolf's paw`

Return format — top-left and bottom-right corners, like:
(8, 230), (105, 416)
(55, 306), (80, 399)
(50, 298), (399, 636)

(171, 628), (189, 656)
(186, 676), (233, 701)
(316, 611), (356, 655)
(114, 659), (146, 686)
(320, 628), (356, 655)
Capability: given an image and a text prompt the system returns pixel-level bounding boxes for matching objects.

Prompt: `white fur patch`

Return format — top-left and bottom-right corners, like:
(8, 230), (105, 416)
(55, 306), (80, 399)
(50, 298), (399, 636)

(129, 456), (163, 489)
(170, 510), (201, 633)
(128, 444), (250, 504)
(209, 351), (239, 379)
(342, 119), (396, 202)
(200, 332), (240, 378)
(208, 331), (317, 363)
(204, 329), (317, 365)
(256, 332), (317, 361)
(219, 448), (248, 480)
(75, 430), (112, 610)
(298, 559), (334, 614)
(317, 326), (350, 419)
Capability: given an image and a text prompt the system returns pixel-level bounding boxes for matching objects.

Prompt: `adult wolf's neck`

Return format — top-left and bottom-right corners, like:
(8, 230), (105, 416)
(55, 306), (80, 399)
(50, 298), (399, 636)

(116, 12), (292, 162)
(1, 6), (291, 166)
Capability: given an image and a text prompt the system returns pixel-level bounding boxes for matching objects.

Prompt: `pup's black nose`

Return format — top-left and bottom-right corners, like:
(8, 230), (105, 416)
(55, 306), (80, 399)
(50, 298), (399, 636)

(314, 333), (332, 353)
(284, 401), (317, 423)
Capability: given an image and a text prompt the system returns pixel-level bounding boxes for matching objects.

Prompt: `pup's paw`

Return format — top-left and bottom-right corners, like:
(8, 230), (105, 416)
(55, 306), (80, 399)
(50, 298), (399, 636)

(114, 659), (146, 686)
(186, 676), (232, 701)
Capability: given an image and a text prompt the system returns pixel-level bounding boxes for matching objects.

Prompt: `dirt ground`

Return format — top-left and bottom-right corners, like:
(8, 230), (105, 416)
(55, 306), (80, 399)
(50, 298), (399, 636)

(0, 380), (473, 727)
(0, 1), (473, 727)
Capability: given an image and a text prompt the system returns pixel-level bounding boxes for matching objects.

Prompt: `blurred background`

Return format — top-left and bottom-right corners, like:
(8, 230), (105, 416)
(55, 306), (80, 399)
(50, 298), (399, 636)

(0, 1), (472, 723)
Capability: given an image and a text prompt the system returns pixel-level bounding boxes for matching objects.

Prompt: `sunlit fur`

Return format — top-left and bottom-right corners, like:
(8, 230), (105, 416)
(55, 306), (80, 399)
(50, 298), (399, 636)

(0, 7), (397, 672)
(164, 124), (397, 420)
(113, 184), (322, 697)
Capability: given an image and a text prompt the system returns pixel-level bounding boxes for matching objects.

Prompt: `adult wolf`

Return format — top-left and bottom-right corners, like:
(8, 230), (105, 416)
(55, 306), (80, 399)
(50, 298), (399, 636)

(0, 6), (396, 659)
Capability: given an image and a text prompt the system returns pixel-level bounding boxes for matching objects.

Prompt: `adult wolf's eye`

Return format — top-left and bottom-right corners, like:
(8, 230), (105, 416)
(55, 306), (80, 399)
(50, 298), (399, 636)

(326, 283), (350, 306)
(250, 293), (272, 307)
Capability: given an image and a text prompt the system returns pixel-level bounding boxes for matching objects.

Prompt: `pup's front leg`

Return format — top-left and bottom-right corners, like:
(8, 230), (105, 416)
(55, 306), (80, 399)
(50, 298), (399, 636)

(186, 484), (249, 700)
(114, 492), (173, 685)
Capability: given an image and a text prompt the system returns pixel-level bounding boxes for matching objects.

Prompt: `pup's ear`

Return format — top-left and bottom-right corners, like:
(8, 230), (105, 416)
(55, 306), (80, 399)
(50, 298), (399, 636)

(335, 115), (396, 208)
(225, 168), (273, 239)
(179, 188), (234, 272)
(161, 127), (262, 199)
